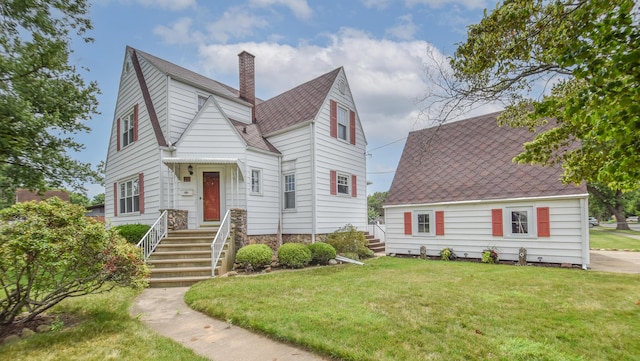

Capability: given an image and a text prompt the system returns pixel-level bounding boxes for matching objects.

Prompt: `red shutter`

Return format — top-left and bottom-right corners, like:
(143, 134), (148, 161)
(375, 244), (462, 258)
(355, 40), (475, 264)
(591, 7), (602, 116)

(492, 209), (503, 236)
(116, 118), (121, 151)
(537, 207), (550, 237)
(330, 170), (337, 195)
(349, 110), (356, 145)
(113, 182), (118, 217)
(351, 174), (357, 197)
(435, 211), (444, 236)
(330, 100), (337, 138)
(133, 104), (139, 142)
(138, 173), (145, 214)
(404, 212), (412, 235)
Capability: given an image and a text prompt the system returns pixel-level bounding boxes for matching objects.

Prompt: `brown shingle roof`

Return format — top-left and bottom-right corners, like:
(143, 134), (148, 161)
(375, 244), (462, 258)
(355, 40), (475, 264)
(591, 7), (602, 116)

(255, 68), (341, 135)
(385, 111), (587, 206)
(229, 119), (280, 154)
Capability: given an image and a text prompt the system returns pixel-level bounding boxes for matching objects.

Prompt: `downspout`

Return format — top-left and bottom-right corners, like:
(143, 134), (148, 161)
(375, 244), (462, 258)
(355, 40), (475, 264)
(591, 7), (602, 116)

(580, 197), (590, 270)
(161, 75), (171, 210)
(310, 122), (316, 243)
(278, 156), (283, 247)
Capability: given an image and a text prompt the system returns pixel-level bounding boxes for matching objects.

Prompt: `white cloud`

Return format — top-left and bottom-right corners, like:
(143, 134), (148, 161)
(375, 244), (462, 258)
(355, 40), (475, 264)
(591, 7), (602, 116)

(205, 7), (269, 43)
(154, 17), (205, 45)
(386, 14), (419, 40)
(197, 27), (443, 142)
(137, 0), (196, 11)
(361, 0), (393, 9)
(249, 0), (313, 20)
(405, 0), (487, 9)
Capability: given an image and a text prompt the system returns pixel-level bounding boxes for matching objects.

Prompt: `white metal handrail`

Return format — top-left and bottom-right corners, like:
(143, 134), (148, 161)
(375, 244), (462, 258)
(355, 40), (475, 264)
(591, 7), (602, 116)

(211, 210), (231, 276)
(366, 223), (386, 243)
(136, 210), (168, 261)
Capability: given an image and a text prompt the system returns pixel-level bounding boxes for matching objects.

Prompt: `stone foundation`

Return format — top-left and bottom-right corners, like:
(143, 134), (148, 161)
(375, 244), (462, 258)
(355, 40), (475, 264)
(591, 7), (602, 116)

(246, 234), (330, 251)
(160, 209), (188, 230)
(230, 208), (247, 252)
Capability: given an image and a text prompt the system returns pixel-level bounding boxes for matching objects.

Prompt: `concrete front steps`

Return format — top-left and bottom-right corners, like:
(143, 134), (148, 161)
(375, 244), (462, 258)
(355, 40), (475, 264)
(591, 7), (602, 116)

(147, 228), (231, 288)
(365, 232), (385, 254)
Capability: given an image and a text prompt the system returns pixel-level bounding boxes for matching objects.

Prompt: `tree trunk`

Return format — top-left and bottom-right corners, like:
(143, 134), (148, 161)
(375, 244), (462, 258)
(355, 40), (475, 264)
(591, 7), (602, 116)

(587, 184), (630, 230)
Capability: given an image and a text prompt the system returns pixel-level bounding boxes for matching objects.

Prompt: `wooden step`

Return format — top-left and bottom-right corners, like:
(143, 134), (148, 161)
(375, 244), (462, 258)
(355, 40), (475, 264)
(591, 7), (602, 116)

(148, 275), (211, 288)
(148, 258), (212, 268)
(150, 266), (212, 278)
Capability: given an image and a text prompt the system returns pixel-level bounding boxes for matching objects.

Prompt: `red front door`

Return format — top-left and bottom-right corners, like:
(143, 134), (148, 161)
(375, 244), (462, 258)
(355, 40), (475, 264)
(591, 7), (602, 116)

(203, 172), (220, 221)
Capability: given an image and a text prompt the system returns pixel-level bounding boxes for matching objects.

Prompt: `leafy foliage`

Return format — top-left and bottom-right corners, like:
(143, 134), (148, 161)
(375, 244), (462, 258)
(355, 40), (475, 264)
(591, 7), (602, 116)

(235, 244), (273, 270)
(0, 0), (100, 206)
(0, 198), (149, 325)
(439, 248), (457, 261)
(481, 249), (499, 264)
(425, 0), (640, 191)
(367, 191), (388, 221)
(307, 242), (337, 265)
(326, 224), (374, 259)
(113, 224), (151, 245)
(277, 243), (312, 269)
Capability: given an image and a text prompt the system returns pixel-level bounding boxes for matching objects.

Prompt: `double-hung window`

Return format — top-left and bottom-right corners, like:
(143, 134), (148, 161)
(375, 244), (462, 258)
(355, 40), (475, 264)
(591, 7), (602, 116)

(506, 207), (533, 236)
(119, 178), (139, 214)
(251, 169), (262, 195)
(284, 173), (295, 209)
(337, 173), (349, 195)
(414, 210), (434, 235)
(337, 106), (348, 141)
(122, 112), (135, 147)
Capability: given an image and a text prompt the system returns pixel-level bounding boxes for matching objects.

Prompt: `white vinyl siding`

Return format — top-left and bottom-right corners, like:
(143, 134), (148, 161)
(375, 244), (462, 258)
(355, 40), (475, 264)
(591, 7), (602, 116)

(384, 197), (589, 265)
(313, 70), (367, 233)
(105, 51), (163, 226)
(246, 152), (280, 235)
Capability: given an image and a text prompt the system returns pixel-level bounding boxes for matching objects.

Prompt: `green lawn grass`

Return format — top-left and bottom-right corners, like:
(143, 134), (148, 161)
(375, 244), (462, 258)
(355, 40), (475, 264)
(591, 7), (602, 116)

(186, 257), (640, 361)
(0, 287), (208, 361)
(590, 227), (640, 250)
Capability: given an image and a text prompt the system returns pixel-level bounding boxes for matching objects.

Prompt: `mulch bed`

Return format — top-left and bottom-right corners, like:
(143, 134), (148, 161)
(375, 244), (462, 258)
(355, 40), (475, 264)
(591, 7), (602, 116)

(0, 313), (80, 342)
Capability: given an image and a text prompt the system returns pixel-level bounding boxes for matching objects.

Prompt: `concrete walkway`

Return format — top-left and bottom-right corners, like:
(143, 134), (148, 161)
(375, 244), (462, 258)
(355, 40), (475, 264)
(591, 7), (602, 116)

(130, 287), (330, 361)
(589, 250), (640, 274)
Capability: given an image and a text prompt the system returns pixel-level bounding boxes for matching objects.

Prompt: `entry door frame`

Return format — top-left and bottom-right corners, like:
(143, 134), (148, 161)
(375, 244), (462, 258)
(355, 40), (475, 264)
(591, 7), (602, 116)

(196, 166), (226, 225)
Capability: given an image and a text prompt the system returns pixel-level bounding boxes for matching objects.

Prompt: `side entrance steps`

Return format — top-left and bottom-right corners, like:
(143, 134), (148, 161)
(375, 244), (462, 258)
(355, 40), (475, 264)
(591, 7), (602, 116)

(365, 232), (385, 254)
(147, 228), (232, 288)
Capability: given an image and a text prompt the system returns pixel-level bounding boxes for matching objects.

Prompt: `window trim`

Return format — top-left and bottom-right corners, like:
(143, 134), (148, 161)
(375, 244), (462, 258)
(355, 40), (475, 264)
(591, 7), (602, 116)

(337, 172), (350, 195)
(250, 168), (262, 195)
(412, 210), (435, 236)
(283, 172), (296, 210)
(337, 105), (349, 141)
(118, 177), (140, 215)
(505, 206), (535, 238)
(121, 111), (135, 148)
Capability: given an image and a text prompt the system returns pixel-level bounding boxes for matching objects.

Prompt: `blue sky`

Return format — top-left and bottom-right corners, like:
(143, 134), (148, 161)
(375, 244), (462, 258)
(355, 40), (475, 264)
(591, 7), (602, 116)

(71, 0), (499, 197)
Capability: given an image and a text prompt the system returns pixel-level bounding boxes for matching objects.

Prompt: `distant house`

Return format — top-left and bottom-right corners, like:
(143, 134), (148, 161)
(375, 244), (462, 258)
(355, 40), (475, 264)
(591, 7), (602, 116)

(16, 189), (70, 203)
(384, 112), (590, 268)
(104, 47), (367, 243)
(85, 204), (105, 223)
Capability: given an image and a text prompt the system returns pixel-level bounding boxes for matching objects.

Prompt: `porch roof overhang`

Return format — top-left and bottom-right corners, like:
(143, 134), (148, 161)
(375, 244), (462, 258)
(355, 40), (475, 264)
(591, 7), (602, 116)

(162, 157), (245, 178)
(162, 157), (239, 164)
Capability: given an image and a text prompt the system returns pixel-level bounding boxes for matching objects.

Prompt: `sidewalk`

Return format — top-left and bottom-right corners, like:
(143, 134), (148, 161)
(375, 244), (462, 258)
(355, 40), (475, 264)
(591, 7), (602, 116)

(589, 250), (640, 274)
(129, 287), (330, 361)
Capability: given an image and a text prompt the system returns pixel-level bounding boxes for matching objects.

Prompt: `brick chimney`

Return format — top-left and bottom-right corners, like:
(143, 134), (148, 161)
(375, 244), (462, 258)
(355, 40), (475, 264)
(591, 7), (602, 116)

(238, 51), (256, 122)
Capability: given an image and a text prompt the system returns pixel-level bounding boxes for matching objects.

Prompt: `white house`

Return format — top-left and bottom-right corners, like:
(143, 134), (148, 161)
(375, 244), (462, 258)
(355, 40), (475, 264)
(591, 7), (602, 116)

(105, 47), (367, 244)
(384, 112), (590, 268)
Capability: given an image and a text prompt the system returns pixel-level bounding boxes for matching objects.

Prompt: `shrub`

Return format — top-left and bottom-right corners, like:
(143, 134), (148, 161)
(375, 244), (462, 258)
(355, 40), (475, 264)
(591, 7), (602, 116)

(439, 247), (457, 261)
(277, 243), (312, 268)
(307, 242), (337, 265)
(0, 198), (149, 325)
(113, 224), (151, 244)
(326, 224), (373, 259)
(481, 248), (499, 264)
(235, 244), (273, 270)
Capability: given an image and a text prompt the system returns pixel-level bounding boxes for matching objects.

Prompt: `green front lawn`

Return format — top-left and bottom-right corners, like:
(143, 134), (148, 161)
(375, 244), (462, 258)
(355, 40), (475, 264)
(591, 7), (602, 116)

(186, 257), (639, 361)
(0, 287), (208, 361)
(590, 227), (640, 250)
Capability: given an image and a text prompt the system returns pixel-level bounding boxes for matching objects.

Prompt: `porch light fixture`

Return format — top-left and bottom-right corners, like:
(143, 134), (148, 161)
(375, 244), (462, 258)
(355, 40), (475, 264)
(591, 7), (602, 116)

(188, 164), (193, 175)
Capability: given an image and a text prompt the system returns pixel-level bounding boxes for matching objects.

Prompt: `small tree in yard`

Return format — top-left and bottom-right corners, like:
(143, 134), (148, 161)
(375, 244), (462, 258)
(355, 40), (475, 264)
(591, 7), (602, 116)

(0, 198), (149, 325)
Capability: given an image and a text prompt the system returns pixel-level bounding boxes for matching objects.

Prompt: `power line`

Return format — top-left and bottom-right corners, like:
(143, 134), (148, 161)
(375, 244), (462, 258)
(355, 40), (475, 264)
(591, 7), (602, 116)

(367, 137), (407, 152)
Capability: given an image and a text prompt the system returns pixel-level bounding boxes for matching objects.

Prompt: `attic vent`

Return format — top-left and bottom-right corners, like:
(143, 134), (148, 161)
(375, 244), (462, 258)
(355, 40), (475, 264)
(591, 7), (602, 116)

(337, 79), (346, 94)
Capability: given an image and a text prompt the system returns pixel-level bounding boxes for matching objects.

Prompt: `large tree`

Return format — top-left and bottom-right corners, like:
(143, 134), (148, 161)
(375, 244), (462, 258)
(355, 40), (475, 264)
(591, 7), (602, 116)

(423, 0), (638, 229)
(0, 0), (99, 206)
